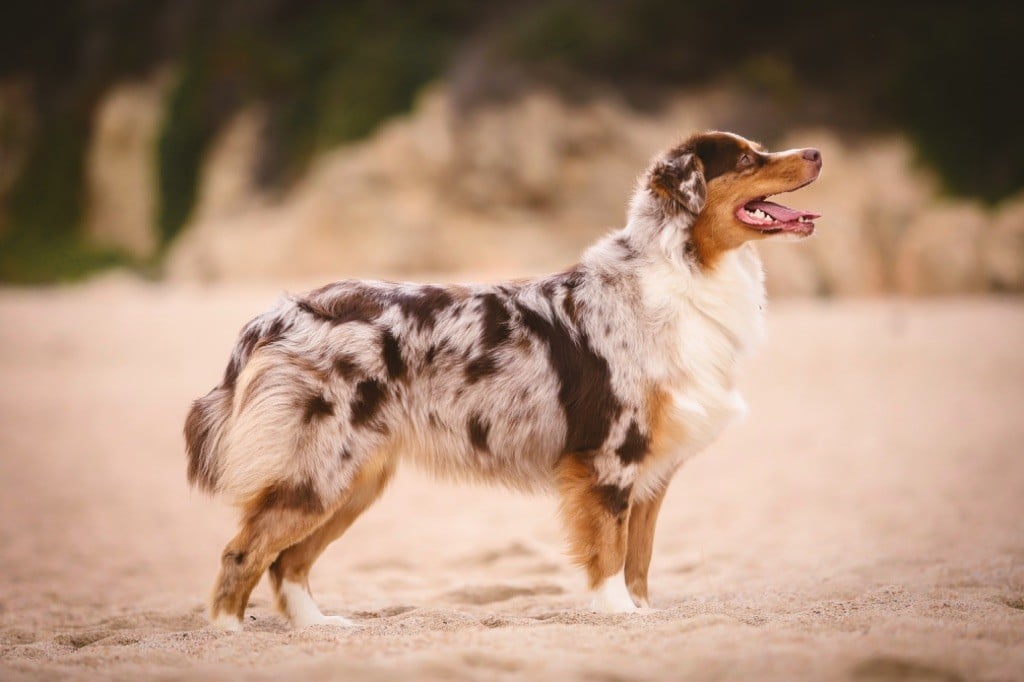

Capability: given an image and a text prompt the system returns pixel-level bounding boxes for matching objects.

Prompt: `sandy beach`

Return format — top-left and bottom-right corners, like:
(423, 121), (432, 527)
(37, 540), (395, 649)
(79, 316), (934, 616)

(1, 281), (1022, 681)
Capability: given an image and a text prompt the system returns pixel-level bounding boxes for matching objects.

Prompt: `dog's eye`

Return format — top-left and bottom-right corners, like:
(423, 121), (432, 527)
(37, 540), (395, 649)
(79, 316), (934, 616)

(738, 153), (754, 168)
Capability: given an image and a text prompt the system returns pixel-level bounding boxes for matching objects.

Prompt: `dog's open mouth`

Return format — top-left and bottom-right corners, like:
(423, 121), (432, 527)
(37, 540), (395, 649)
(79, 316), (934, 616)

(736, 197), (821, 235)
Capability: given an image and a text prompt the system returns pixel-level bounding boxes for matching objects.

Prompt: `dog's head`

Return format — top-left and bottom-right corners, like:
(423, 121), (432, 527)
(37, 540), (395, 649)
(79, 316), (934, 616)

(641, 131), (822, 266)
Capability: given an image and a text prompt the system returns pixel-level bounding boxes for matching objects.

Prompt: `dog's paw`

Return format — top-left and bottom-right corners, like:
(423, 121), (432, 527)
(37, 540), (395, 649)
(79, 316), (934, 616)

(589, 571), (639, 613)
(279, 580), (360, 628)
(209, 613), (243, 632)
(294, 614), (360, 628)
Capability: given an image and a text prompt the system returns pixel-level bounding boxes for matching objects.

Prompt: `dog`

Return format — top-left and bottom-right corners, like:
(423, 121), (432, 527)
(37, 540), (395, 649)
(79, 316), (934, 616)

(184, 130), (822, 630)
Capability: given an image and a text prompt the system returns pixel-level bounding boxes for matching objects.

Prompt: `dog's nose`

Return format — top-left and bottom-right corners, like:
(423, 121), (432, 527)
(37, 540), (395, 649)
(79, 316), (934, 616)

(802, 148), (822, 164)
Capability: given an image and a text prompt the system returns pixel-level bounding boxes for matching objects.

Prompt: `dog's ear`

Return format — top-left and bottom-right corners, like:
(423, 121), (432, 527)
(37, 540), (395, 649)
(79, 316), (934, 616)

(648, 152), (706, 216)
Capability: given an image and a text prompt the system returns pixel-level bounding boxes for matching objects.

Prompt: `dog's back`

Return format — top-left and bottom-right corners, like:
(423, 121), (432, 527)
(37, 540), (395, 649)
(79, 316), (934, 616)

(186, 258), (647, 506)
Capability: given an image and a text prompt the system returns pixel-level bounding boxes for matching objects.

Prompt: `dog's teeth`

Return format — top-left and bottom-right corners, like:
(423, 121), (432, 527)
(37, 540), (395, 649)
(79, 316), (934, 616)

(745, 207), (774, 222)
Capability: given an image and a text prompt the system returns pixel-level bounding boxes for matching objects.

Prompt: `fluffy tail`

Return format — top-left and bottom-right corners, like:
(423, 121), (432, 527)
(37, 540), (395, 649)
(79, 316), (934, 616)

(184, 386), (234, 493)
(184, 311), (280, 494)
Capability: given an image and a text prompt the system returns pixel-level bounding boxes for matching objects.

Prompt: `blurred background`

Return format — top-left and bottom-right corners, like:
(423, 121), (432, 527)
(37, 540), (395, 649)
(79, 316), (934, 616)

(1, 0), (1022, 293)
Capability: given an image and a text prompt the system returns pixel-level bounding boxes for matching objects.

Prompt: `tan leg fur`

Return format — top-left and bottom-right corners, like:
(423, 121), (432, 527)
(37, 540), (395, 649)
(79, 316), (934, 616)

(624, 484), (669, 607)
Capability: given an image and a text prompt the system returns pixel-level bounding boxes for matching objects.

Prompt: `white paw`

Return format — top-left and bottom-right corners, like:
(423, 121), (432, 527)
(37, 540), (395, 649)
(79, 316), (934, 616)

(279, 580), (358, 629)
(210, 613), (243, 632)
(589, 570), (639, 613)
(301, 614), (359, 628)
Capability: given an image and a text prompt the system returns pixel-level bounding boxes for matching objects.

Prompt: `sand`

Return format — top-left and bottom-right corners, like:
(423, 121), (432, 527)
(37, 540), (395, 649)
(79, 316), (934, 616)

(0, 281), (1022, 681)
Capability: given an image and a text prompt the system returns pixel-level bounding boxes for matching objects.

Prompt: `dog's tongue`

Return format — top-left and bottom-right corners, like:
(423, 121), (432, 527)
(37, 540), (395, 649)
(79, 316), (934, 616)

(747, 200), (820, 223)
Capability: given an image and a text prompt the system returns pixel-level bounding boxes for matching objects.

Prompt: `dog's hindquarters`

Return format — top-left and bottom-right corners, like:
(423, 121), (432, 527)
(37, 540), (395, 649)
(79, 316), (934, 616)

(184, 303), (402, 628)
(195, 343), (396, 627)
(183, 349), (336, 507)
(185, 299), (390, 506)
(185, 309), (297, 497)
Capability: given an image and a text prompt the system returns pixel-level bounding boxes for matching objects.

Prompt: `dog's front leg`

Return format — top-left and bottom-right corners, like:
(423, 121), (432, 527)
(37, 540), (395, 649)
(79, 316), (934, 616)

(557, 455), (637, 613)
(624, 484), (669, 608)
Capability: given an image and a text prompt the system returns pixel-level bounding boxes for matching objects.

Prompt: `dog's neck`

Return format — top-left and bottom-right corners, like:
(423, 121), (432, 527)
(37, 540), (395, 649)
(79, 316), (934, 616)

(582, 196), (768, 371)
(622, 187), (698, 270)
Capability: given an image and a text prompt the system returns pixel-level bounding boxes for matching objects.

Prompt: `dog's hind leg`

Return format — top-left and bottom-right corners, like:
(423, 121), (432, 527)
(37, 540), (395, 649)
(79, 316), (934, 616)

(208, 482), (332, 631)
(624, 483), (669, 608)
(557, 456), (636, 613)
(268, 452), (396, 628)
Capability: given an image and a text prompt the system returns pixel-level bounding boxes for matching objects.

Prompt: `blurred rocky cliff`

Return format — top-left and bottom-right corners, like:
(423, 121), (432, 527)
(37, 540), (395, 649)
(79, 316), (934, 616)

(3, 2), (1020, 293)
(81, 80), (1023, 295)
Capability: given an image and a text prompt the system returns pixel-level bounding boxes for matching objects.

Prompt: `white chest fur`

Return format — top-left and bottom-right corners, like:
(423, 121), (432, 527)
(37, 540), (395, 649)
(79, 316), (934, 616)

(635, 245), (766, 497)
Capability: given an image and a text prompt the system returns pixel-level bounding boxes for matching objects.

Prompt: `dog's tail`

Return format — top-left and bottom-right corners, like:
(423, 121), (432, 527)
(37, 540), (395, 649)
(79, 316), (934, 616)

(184, 312), (282, 495)
(184, 386), (234, 494)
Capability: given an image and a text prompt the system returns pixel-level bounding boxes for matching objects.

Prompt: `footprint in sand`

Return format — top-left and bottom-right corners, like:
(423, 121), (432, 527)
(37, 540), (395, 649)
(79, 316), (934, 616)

(353, 605), (418, 619)
(54, 630), (118, 649)
(851, 657), (963, 682)
(442, 583), (564, 605)
(51, 609), (211, 650)
(462, 651), (524, 671)
(524, 560), (563, 575)
(1, 629), (38, 645)
(98, 611), (207, 632)
(460, 542), (540, 566)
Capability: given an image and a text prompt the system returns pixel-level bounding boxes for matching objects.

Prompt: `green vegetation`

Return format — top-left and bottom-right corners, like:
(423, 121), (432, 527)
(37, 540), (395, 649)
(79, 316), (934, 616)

(0, 0), (1019, 282)
(157, 47), (221, 247)
(0, 104), (108, 283)
(0, 232), (130, 285)
(155, 3), (471, 248)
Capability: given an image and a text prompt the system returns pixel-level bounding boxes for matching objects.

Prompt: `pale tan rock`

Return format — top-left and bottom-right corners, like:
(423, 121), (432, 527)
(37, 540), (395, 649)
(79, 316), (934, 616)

(895, 202), (988, 295)
(982, 194), (1024, 291)
(757, 240), (823, 297)
(775, 130), (928, 296)
(83, 71), (170, 259)
(165, 83), (1020, 293)
(192, 107), (266, 223)
(451, 90), (571, 207)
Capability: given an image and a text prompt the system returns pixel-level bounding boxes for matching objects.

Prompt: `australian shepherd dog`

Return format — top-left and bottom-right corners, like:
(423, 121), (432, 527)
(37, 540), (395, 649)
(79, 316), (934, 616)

(185, 131), (822, 630)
